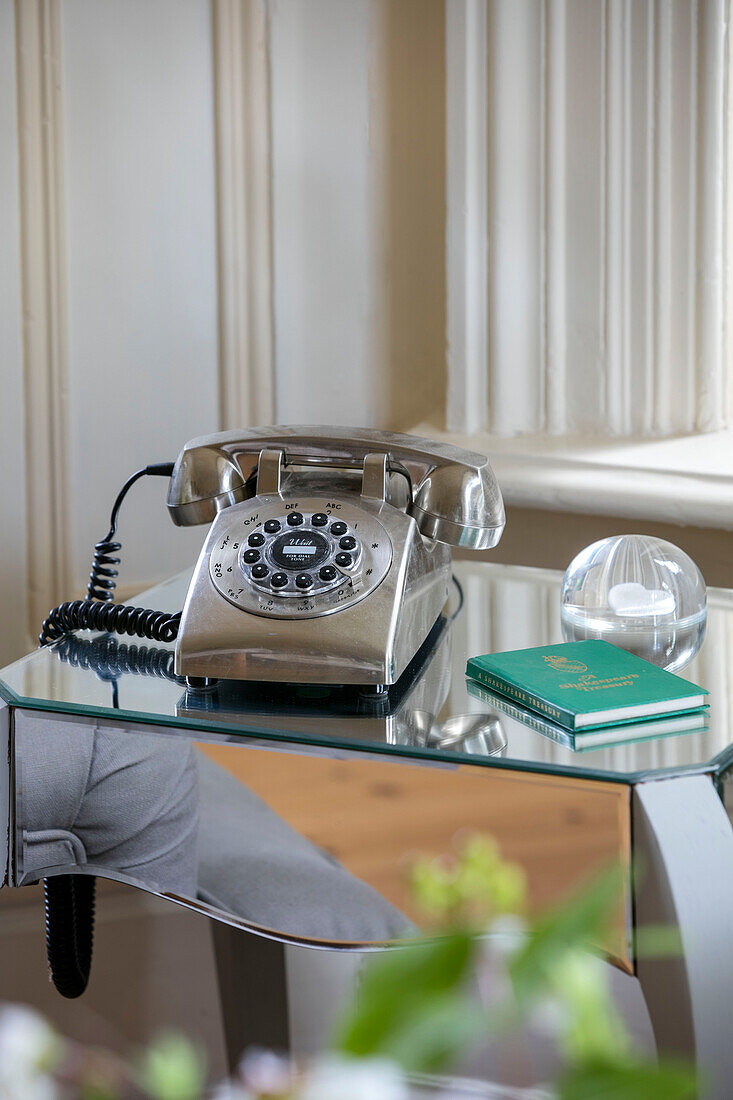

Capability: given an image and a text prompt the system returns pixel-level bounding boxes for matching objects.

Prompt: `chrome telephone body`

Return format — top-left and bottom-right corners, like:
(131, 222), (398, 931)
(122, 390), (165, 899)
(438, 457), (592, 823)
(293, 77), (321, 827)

(168, 427), (505, 687)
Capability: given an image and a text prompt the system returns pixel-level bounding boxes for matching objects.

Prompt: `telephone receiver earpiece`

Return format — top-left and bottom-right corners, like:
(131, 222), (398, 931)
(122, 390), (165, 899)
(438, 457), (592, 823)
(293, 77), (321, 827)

(166, 426), (505, 550)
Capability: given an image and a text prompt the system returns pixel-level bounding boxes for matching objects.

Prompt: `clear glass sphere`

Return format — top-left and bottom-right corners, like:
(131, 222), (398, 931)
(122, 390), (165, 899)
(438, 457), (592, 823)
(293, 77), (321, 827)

(561, 535), (707, 671)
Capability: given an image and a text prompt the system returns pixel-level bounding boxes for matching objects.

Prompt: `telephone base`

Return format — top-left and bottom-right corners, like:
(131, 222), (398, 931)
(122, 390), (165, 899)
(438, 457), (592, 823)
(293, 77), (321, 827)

(175, 612), (453, 746)
(174, 493), (451, 687)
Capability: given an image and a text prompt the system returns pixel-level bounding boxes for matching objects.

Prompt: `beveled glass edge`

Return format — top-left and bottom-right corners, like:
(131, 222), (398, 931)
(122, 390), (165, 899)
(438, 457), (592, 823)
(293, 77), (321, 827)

(2, 682), (722, 786)
(710, 743), (733, 779)
(17, 865), (406, 951)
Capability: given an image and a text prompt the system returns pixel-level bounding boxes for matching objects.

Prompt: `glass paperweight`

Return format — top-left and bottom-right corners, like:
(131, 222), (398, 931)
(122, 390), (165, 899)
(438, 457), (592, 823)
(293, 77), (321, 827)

(561, 535), (707, 671)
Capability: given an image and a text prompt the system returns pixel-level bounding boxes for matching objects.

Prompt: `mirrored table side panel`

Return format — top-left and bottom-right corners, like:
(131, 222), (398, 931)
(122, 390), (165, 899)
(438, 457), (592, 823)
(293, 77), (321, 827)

(11, 708), (633, 968)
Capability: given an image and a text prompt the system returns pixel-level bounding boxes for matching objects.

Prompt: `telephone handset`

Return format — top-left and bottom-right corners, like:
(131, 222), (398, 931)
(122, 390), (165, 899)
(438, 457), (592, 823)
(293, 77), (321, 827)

(166, 426), (504, 547)
(41, 427), (505, 690)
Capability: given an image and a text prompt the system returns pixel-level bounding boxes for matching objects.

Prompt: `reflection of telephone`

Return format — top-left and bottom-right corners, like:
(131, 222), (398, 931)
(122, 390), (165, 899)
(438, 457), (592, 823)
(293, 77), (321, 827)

(41, 427), (504, 689)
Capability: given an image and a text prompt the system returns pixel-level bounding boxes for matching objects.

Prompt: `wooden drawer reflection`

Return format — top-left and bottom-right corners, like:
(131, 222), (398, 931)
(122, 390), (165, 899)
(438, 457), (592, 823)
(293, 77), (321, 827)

(198, 744), (632, 970)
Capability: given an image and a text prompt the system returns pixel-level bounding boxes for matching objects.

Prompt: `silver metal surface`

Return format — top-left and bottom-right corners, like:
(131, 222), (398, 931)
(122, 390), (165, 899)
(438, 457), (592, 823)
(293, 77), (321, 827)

(178, 615), (454, 748)
(634, 775), (733, 1099)
(166, 444), (249, 526)
(176, 488), (451, 685)
(361, 452), (388, 501)
(166, 426), (505, 547)
(408, 502), (504, 550)
(429, 713), (507, 756)
(255, 448), (284, 496)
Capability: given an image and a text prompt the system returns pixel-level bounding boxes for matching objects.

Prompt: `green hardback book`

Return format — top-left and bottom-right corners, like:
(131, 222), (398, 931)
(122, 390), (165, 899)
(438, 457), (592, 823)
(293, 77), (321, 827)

(465, 639), (708, 732)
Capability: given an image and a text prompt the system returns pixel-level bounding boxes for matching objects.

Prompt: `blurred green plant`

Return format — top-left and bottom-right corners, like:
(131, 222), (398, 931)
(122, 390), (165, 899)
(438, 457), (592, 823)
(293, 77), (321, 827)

(137, 1033), (207, 1100)
(336, 834), (697, 1100)
(0, 833), (697, 1098)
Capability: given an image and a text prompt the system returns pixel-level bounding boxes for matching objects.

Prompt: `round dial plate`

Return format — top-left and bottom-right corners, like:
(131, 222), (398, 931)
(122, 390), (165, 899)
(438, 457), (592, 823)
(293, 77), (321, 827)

(208, 496), (393, 619)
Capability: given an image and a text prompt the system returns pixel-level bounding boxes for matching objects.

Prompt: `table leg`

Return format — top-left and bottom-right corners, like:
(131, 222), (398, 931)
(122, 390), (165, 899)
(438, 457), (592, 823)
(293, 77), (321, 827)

(210, 922), (289, 1072)
(633, 773), (733, 1100)
(0, 701), (9, 888)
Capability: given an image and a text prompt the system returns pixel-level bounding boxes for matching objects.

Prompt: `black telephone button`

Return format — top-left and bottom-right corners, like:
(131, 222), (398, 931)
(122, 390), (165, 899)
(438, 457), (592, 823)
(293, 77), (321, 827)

(319, 565), (338, 582)
(264, 519), (281, 534)
(248, 531), (265, 547)
(271, 572), (288, 588)
(286, 512), (304, 526)
(339, 535), (357, 551)
(243, 549), (260, 564)
(251, 563), (268, 580)
(295, 573), (313, 589)
(335, 552), (353, 568)
(331, 521), (347, 536)
(311, 513), (328, 527)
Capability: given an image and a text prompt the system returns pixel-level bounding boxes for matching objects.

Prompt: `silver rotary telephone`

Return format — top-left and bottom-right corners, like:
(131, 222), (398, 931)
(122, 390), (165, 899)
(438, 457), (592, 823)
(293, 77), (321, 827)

(168, 427), (504, 687)
(41, 426), (505, 690)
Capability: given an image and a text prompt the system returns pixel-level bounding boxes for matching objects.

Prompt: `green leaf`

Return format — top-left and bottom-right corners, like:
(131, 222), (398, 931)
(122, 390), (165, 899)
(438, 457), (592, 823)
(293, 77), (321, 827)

(137, 1033), (206, 1100)
(550, 951), (628, 1063)
(558, 1058), (697, 1100)
(510, 866), (624, 1003)
(336, 933), (476, 1061)
(367, 991), (488, 1073)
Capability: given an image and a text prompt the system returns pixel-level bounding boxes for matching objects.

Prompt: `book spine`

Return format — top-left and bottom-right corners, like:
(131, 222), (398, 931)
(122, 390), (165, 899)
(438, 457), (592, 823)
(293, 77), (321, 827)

(467, 665), (577, 729)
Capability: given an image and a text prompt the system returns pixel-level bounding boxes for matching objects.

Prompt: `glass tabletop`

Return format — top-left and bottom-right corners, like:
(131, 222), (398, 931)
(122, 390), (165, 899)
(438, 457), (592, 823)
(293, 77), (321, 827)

(1, 562), (732, 784)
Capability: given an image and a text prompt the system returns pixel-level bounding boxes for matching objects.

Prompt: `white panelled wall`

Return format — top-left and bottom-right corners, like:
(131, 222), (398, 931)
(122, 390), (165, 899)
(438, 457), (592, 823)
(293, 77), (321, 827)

(1, 0), (732, 662)
(8, 0), (222, 656)
(0, 0), (27, 665)
(446, 0), (732, 437)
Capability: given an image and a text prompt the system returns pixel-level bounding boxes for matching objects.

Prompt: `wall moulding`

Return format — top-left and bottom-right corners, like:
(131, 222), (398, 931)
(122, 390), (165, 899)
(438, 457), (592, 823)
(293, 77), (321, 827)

(212, 0), (275, 430)
(446, 0), (732, 439)
(14, 0), (72, 635)
(445, 0), (489, 434)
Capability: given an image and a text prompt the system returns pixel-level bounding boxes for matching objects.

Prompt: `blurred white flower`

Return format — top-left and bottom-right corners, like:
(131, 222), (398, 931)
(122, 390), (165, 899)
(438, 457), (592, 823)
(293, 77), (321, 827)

(487, 914), (528, 961)
(237, 1047), (293, 1094)
(0, 1004), (63, 1100)
(210, 1082), (255, 1100)
(297, 1054), (408, 1100)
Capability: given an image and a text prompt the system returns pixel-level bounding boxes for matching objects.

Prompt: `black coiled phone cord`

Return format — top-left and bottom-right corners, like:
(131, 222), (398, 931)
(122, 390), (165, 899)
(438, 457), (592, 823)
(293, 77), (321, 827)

(39, 462), (180, 997)
(53, 632), (183, 684)
(43, 875), (95, 999)
(39, 463), (182, 648)
(40, 599), (181, 647)
(52, 633), (186, 711)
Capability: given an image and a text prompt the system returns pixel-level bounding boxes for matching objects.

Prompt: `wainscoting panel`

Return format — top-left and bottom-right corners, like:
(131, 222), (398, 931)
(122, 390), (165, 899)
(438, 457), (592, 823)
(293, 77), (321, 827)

(446, 0), (732, 437)
(212, 0), (275, 430)
(0, 1), (29, 663)
(14, 0), (72, 640)
(59, 0), (221, 594)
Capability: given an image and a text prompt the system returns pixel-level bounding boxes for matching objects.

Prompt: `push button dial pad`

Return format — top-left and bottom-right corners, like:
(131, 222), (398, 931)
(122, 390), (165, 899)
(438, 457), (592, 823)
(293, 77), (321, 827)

(209, 497), (393, 619)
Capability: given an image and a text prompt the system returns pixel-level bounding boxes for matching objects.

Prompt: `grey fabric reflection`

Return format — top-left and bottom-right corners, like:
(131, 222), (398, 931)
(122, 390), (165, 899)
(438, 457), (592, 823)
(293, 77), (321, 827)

(196, 754), (411, 942)
(18, 716), (198, 896)
(15, 715), (410, 942)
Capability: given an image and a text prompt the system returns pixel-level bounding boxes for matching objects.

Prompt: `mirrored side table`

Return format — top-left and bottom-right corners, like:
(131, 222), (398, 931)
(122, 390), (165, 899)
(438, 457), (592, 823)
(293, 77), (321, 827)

(2, 562), (733, 1096)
